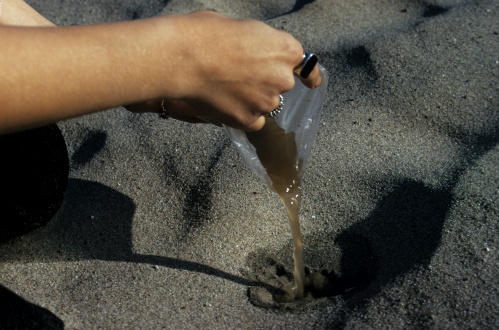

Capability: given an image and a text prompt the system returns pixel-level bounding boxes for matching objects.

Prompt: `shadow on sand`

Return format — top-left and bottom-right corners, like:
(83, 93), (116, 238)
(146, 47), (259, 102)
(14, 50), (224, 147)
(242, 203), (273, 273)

(0, 178), (269, 290)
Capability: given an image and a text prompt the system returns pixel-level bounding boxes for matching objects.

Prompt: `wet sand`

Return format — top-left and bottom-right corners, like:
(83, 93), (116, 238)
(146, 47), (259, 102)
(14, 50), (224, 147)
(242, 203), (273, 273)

(1, 0), (498, 328)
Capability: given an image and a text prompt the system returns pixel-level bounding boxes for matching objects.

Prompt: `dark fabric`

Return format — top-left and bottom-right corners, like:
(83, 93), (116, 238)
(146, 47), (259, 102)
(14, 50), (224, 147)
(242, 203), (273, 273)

(0, 125), (69, 243)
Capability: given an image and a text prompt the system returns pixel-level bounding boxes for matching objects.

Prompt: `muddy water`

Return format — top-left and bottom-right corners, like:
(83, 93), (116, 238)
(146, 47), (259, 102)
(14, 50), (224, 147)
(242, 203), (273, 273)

(247, 116), (306, 299)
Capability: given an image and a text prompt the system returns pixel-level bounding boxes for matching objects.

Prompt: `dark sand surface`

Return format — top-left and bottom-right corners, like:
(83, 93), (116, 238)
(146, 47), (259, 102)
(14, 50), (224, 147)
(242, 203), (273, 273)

(1, 0), (498, 328)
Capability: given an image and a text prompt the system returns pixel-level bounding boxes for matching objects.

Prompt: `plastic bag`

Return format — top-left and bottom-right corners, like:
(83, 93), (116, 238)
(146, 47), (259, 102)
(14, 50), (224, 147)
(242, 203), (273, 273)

(225, 65), (329, 299)
(224, 65), (329, 191)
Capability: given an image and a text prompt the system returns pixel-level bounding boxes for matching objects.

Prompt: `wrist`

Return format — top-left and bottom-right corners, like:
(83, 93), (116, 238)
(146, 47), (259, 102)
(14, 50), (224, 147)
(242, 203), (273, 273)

(133, 15), (198, 101)
(153, 14), (203, 100)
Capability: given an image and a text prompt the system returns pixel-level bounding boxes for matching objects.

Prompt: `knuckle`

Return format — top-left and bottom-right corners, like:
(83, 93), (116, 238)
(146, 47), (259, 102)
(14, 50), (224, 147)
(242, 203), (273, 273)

(273, 70), (295, 93)
(282, 36), (303, 64)
(281, 73), (296, 91)
(281, 34), (301, 53)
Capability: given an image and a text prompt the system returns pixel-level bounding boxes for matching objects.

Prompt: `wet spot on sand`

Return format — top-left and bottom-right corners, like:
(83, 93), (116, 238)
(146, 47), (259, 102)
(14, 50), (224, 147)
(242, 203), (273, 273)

(342, 45), (378, 83)
(423, 4), (448, 18)
(126, 7), (143, 20)
(289, 0), (316, 14)
(346, 46), (375, 74)
(70, 130), (107, 170)
(175, 138), (231, 236)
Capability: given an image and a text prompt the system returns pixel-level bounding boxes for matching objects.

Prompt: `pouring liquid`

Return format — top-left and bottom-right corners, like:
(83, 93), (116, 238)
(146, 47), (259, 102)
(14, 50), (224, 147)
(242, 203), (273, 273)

(247, 116), (306, 299)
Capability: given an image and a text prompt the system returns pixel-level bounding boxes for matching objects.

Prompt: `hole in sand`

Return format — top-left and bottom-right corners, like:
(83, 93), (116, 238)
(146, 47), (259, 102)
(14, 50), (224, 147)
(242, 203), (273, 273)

(243, 233), (378, 310)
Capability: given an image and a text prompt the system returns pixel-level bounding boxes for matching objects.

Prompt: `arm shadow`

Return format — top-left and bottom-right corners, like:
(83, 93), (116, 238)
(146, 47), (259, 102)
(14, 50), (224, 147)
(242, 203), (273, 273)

(0, 178), (268, 289)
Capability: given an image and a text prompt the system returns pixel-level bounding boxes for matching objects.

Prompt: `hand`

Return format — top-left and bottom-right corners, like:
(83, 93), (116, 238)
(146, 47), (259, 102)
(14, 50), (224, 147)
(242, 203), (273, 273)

(155, 11), (321, 131)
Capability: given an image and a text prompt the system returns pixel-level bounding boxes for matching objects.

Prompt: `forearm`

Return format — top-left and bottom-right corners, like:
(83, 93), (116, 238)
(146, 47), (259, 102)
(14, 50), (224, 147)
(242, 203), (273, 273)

(0, 0), (53, 26)
(0, 17), (187, 134)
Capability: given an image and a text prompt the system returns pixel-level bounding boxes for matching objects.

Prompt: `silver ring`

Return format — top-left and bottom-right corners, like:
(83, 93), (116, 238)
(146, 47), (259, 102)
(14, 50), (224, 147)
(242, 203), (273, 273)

(295, 50), (318, 79)
(268, 95), (284, 118)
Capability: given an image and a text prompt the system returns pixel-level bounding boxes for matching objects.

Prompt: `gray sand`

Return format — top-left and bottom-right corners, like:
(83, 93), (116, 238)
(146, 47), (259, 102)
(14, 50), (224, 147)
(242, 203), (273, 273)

(1, 0), (498, 328)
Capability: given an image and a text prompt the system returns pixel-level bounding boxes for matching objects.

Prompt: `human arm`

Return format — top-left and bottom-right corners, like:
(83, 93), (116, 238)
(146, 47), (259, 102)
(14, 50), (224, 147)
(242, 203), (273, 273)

(0, 10), (321, 134)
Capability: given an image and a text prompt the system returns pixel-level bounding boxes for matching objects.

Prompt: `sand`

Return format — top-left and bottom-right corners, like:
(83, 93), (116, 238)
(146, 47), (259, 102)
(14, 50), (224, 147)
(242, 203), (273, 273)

(1, 0), (498, 328)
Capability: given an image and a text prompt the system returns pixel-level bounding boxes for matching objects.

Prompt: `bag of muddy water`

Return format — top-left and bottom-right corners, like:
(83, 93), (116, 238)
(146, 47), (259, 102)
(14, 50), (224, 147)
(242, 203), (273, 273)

(224, 64), (329, 192)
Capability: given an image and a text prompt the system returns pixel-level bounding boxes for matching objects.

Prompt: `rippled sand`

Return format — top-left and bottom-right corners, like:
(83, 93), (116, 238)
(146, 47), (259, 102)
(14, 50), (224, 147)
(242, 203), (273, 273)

(1, 0), (497, 328)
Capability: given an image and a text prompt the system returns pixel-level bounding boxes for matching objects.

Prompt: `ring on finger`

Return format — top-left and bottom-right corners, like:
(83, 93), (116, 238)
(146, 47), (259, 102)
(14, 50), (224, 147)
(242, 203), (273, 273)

(267, 95), (284, 118)
(294, 50), (318, 79)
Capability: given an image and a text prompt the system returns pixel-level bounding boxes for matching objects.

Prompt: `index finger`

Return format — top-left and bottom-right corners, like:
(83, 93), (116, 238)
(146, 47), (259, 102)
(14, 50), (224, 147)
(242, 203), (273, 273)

(293, 51), (322, 89)
(296, 64), (322, 89)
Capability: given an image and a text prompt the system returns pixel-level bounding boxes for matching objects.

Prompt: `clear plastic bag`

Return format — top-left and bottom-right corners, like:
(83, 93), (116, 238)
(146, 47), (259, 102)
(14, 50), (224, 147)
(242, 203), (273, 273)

(224, 65), (329, 191)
